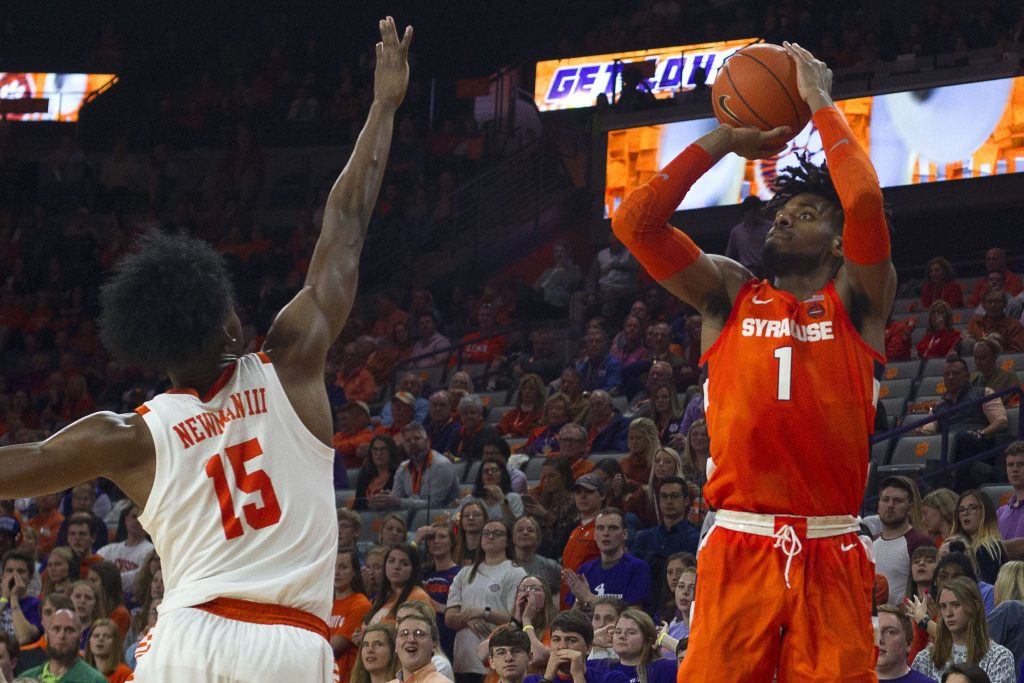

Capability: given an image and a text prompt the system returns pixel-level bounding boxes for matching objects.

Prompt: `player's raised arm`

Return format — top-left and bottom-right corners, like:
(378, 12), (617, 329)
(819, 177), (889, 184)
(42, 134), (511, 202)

(610, 124), (790, 318)
(784, 42), (896, 320)
(264, 17), (412, 367)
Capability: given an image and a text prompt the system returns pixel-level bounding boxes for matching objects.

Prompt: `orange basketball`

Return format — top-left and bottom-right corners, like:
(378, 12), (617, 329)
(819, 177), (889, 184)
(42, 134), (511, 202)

(711, 43), (810, 137)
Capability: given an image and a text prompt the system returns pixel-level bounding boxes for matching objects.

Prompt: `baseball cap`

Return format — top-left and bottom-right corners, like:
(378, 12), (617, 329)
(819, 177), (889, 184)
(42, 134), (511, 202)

(0, 516), (20, 538)
(342, 400), (370, 416)
(573, 473), (606, 495)
(393, 391), (416, 406)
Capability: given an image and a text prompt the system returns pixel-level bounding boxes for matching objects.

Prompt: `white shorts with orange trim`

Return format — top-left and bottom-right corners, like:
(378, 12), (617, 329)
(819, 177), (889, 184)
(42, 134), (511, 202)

(130, 606), (338, 682)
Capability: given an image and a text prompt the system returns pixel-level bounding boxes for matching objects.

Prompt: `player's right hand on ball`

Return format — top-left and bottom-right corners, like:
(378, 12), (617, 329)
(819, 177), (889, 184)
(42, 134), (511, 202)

(721, 124), (792, 160)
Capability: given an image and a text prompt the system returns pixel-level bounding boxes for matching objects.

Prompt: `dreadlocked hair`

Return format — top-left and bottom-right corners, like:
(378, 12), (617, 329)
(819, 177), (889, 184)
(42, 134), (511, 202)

(99, 230), (236, 371)
(765, 152), (842, 226)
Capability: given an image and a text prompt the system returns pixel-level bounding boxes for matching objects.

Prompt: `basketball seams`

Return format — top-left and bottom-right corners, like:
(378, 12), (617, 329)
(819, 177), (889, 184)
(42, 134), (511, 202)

(723, 63), (772, 130)
(734, 51), (804, 131)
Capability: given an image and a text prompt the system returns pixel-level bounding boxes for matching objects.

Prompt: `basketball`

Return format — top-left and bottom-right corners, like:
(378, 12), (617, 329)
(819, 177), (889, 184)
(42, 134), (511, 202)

(711, 43), (811, 137)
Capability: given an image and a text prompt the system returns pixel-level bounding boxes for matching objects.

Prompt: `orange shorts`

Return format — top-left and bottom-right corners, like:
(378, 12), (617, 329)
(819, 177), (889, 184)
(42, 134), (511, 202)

(678, 517), (876, 683)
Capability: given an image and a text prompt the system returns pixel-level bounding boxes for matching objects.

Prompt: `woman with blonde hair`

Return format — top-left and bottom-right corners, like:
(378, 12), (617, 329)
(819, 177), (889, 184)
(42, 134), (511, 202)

(650, 385), (685, 448)
(620, 418), (660, 491)
(592, 609), (676, 683)
(518, 392), (571, 456)
(351, 623), (399, 683)
(971, 335), (1019, 404)
(993, 561), (1024, 605)
(70, 579), (103, 649)
(498, 374), (546, 438)
(951, 490), (1007, 584)
(84, 618), (133, 682)
(680, 420), (711, 525)
(625, 447), (685, 529)
(923, 488), (958, 545)
(378, 513), (408, 547)
(911, 576), (1015, 681)
(40, 546), (76, 597)
(915, 300), (962, 359)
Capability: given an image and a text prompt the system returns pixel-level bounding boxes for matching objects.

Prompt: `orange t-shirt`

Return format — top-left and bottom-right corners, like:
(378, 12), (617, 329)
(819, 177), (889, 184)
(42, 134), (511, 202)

(28, 509), (64, 556)
(330, 592), (373, 683)
(701, 280), (881, 516)
(560, 519), (599, 610)
(367, 586), (433, 625)
(109, 605), (131, 637)
(107, 662), (134, 683)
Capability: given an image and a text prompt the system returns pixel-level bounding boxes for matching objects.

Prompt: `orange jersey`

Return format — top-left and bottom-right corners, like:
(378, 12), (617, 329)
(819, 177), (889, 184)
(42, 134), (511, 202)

(700, 279), (882, 517)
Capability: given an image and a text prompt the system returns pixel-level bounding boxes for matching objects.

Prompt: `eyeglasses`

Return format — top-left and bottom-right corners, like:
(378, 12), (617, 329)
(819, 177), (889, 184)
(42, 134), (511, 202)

(519, 585), (544, 593)
(957, 504), (982, 514)
(491, 647), (527, 658)
(482, 530), (507, 538)
(397, 628), (432, 641)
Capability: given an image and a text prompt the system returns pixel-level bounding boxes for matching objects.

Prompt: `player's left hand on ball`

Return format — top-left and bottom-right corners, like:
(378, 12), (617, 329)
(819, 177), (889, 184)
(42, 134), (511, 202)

(782, 41), (833, 103)
(723, 124), (792, 160)
(373, 16), (413, 110)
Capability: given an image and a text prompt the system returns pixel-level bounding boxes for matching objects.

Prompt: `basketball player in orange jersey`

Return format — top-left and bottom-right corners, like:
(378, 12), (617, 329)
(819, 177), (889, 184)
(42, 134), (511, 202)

(612, 43), (895, 682)
(0, 17), (411, 683)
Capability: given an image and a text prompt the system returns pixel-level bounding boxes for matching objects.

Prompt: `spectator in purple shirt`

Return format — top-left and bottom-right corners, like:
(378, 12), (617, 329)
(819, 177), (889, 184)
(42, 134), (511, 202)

(577, 329), (622, 396)
(1, 550), (42, 645)
(997, 442), (1024, 541)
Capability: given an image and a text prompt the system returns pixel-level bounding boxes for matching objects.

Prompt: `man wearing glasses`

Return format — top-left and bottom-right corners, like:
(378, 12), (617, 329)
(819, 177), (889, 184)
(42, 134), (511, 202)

(556, 424), (595, 481)
(487, 626), (531, 683)
(631, 477), (700, 592)
(390, 613), (453, 683)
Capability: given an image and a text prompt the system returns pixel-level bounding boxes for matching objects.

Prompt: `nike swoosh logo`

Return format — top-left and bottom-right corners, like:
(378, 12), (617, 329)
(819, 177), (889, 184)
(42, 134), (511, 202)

(829, 138), (850, 153)
(717, 95), (758, 128)
(841, 543), (857, 552)
(655, 173), (670, 181)
(752, 296), (774, 304)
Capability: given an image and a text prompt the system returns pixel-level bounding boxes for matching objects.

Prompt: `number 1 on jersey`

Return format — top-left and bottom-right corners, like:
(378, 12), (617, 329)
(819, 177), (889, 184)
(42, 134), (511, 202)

(773, 346), (792, 401)
(204, 437), (282, 540)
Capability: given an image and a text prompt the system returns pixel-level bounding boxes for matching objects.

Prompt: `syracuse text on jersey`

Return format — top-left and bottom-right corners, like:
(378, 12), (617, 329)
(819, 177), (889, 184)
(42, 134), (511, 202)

(170, 387), (269, 449)
(740, 317), (835, 342)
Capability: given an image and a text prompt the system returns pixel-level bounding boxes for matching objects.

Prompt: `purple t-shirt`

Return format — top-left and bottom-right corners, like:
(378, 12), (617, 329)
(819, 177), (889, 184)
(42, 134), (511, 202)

(881, 669), (933, 682)
(997, 495), (1024, 540)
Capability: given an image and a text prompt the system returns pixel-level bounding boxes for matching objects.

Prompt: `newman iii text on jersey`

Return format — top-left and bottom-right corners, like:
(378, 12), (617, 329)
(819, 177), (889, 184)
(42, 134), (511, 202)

(171, 388), (269, 449)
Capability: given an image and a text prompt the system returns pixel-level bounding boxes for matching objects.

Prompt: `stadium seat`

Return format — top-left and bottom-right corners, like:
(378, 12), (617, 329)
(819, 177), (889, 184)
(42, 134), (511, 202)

(870, 440), (893, 466)
(524, 458), (546, 480)
(916, 376), (947, 398)
(886, 435), (952, 468)
(911, 327), (927, 346)
(450, 460), (468, 481)
(409, 508), (452, 530)
(478, 390), (508, 408)
(335, 490), (355, 508)
(892, 297), (918, 314)
(465, 461), (481, 484)
(905, 395), (941, 416)
(879, 397), (906, 422)
(980, 484), (1013, 509)
(346, 467), (360, 485)
(588, 452), (628, 463)
(950, 308), (974, 325)
(412, 365), (447, 390)
(359, 510), (406, 541)
(891, 312), (919, 323)
(488, 405), (514, 425)
(612, 396), (628, 413)
(1000, 353), (1024, 373)
(921, 358), (946, 377)
(879, 378), (913, 400)
(459, 363), (488, 381)
(882, 360), (920, 381)
(1007, 407), (1020, 438)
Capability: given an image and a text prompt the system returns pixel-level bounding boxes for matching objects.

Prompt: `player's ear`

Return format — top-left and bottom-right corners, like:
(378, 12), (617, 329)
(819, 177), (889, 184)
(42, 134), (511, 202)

(831, 235), (843, 258)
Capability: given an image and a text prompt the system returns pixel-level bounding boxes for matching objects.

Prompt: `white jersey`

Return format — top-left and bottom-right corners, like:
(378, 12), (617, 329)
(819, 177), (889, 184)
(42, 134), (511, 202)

(135, 351), (336, 621)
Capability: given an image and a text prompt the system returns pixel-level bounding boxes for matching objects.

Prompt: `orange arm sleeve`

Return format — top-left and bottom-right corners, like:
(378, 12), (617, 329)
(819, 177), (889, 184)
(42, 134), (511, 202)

(610, 144), (714, 281)
(813, 106), (890, 265)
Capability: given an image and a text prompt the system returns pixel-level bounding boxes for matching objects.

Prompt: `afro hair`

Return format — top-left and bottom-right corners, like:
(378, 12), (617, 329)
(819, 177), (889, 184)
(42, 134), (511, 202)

(766, 153), (842, 229)
(99, 230), (235, 371)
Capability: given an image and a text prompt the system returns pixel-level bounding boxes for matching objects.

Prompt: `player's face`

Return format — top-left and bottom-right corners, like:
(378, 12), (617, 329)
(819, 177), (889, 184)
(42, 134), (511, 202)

(592, 603), (619, 631)
(1007, 454), (1024, 488)
(875, 612), (908, 671)
(594, 514), (626, 553)
(89, 624), (115, 657)
(764, 194), (840, 271)
(653, 451), (677, 479)
(396, 618), (434, 670)
(611, 617), (645, 660)
(956, 495), (983, 535)
(675, 571), (696, 614)
(385, 550), (413, 587)
(911, 552), (937, 584)
(335, 553), (356, 592)
(877, 487), (911, 527)
(361, 630), (393, 673)
(938, 588), (968, 636)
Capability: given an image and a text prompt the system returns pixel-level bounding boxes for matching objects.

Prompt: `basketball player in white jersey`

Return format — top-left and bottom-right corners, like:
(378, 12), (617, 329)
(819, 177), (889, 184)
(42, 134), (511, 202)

(0, 17), (412, 682)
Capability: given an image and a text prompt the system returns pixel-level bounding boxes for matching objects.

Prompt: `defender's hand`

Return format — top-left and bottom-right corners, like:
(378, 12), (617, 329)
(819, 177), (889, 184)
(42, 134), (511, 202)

(373, 16), (413, 110)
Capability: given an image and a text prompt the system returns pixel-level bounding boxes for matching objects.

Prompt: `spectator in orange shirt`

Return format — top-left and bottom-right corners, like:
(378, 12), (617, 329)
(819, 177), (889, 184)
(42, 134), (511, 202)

(968, 248), (1022, 306)
(372, 323), (414, 386)
(558, 473), (607, 609)
(336, 342), (378, 403)
(457, 302), (506, 381)
(84, 618), (133, 682)
(920, 257), (965, 309)
(554, 423), (595, 482)
(498, 374), (545, 439)
(886, 316), (915, 362)
(334, 401), (380, 469)
(915, 300), (962, 359)
(331, 549), (373, 683)
(371, 291), (411, 342)
(967, 290), (1024, 353)
(28, 493), (64, 557)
